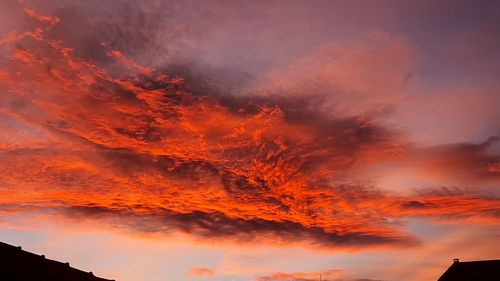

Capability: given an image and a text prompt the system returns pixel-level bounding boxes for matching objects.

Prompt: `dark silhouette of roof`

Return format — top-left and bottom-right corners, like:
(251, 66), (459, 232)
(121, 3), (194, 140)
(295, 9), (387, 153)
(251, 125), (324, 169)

(0, 241), (114, 281)
(438, 259), (500, 281)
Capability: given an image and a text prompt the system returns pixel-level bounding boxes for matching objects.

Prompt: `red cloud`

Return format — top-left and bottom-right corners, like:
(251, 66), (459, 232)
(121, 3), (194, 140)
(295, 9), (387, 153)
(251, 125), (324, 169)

(23, 8), (60, 25)
(0, 4), (499, 250)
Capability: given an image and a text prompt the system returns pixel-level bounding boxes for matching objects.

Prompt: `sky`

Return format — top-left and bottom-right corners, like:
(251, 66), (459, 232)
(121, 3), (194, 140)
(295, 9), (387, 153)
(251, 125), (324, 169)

(0, 0), (499, 281)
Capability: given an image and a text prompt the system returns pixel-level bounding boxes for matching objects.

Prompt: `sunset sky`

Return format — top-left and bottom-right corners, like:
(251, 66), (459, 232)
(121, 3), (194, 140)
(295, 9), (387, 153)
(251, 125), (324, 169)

(0, 0), (499, 280)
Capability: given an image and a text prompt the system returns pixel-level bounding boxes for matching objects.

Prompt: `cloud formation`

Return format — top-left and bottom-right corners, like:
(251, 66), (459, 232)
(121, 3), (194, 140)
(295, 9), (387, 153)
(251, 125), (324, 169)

(256, 268), (385, 281)
(0, 2), (499, 251)
(188, 267), (215, 277)
(257, 269), (345, 281)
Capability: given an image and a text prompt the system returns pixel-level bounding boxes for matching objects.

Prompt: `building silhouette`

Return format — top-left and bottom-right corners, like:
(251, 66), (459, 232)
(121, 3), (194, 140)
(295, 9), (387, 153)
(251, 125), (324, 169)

(438, 258), (500, 281)
(0, 241), (114, 281)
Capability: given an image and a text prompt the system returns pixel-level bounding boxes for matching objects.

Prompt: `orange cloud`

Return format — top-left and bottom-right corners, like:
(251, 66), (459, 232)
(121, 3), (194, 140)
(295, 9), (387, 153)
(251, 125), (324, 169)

(188, 267), (216, 277)
(23, 8), (60, 25)
(256, 269), (352, 281)
(106, 49), (153, 75)
(0, 4), (499, 251)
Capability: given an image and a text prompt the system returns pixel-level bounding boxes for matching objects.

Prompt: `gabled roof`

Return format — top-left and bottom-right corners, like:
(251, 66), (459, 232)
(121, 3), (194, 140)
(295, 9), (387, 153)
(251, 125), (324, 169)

(0, 241), (114, 281)
(438, 259), (500, 281)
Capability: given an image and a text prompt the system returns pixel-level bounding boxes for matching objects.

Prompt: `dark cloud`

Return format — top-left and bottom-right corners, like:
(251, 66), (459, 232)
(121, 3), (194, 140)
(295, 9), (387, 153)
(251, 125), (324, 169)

(400, 200), (435, 209)
(62, 205), (416, 248)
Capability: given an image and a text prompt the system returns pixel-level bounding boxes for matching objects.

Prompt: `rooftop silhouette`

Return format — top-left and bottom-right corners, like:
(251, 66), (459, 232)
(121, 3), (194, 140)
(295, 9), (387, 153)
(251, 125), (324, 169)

(0, 241), (114, 281)
(438, 259), (500, 281)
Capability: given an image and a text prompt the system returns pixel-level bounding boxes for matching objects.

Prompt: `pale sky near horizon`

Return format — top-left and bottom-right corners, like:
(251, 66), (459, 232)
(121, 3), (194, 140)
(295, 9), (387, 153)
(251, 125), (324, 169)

(0, 1), (499, 281)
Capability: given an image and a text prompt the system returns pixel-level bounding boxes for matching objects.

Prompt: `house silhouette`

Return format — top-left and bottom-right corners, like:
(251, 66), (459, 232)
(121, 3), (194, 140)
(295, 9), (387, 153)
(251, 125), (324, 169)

(0, 241), (114, 281)
(438, 258), (500, 281)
